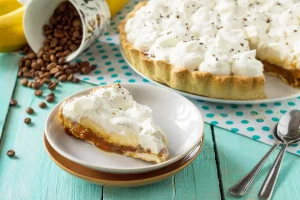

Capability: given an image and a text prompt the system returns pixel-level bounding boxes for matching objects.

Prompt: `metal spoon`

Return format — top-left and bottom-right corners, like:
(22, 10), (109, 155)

(229, 125), (282, 196)
(258, 110), (300, 200)
(229, 110), (300, 197)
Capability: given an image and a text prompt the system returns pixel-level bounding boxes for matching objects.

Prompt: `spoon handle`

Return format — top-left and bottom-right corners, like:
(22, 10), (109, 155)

(258, 143), (288, 200)
(229, 143), (279, 196)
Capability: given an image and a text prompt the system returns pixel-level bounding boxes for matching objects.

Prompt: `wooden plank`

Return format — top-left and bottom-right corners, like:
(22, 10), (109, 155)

(103, 178), (174, 200)
(103, 124), (221, 200)
(214, 127), (300, 200)
(0, 53), (19, 141)
(0, 81), (103, 200)
(174, 124), (221, 200)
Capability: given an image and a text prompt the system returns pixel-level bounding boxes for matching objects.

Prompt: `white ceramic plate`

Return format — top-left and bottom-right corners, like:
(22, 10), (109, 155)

(45, 84), (204, 174)
(121, 50), (300, 104)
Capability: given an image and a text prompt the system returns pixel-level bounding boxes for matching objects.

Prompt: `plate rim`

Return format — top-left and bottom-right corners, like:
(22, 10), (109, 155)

(120, 49), (300, 104)
(44, 134), (204, 187)
(45, 83), (204, 174)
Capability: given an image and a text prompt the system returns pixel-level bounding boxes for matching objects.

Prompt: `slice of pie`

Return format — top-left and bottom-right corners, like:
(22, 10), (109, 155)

(59, 84), (169, 163)
(119, 0), (300, 100)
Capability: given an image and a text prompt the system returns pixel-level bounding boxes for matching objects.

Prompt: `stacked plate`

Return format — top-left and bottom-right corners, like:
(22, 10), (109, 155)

(44, 84), (204, 187)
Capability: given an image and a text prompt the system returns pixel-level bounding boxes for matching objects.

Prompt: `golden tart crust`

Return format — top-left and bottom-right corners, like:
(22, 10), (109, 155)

(119, 1), (266, 100)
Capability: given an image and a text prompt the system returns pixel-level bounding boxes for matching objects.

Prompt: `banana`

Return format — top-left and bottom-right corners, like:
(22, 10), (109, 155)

(0, 0), (22, 16)
(0, 6), (27, 52)
(106, 0), (129, 17)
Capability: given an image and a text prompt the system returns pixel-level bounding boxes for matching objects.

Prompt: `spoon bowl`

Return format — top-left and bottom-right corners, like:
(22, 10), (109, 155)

(276, 110), (300, 144)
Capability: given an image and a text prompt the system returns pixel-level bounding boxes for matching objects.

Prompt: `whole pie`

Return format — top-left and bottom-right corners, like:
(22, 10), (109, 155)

(119, 0), (300, 100)
(59, 84), (169, 163)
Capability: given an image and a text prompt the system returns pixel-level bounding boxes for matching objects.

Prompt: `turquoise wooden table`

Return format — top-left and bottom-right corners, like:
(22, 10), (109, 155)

(1, 53), (300, 200)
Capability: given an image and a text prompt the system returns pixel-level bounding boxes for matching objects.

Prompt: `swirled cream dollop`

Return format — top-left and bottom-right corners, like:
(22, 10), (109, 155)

(199, 50), (232, 76)
(62, 84), (167, 154)
(232, 50), (264, 77)
(125, 0), (300, 72)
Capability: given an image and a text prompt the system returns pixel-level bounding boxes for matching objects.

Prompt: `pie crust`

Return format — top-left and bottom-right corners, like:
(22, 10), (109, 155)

(119, 1), (267, 100)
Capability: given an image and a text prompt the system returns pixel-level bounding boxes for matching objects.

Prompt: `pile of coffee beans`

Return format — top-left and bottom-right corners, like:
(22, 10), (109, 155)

(18, 1), (95, 90)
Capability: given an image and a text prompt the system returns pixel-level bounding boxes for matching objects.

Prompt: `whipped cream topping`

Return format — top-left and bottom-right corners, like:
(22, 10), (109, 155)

(62, 84), (167, 154)
(125, 0), (300, 74)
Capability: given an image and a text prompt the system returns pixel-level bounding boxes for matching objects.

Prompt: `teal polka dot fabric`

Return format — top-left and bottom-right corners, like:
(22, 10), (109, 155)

(73, 0), (300, 156)
(191, 97), (300, 155)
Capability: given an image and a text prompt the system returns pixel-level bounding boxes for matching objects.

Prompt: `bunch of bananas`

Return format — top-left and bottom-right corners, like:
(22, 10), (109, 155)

(0, 0), (26, 52)
(0, 0), (128, 53)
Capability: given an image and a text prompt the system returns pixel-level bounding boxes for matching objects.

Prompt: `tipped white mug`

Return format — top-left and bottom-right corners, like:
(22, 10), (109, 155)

(23, 0), (110, 62)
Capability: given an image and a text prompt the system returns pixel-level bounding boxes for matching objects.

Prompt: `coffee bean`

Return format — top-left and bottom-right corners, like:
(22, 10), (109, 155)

(58, 57), (65, 65)
(38, 79), (45, 86)
(34, 90), (43, 96)
(48, 82), (57, 91)
(54, 31), (64, 38)
(31, 62), (40, 70)
(65, 69), (74, 75)
(44, 29), (52, 36)
(6, 149), (15, 157)
(27, 82), (33, 87)
(90, 64), (97, 71)
(72, 19), (81, 27)
(37, 59), (45, 67)
(31, 82), (40, 90)
(67, 74), (74, 81)
(42, 78), (51, 84)
(50, 38), (58, 48)
(10, 99), (18, 106)
(63, 50), (71, 56)
(80, 67), (91, 74)
(42, 72), (51, 79)
(56, 52), (64, 58)
(55, 46), (63, 51)
(54, 71), (64, 78)
(43, 54), (50, 62)
(37, 51), (44, 59)
(39, 102), (47, 108)
(50, 67), (59, 74)
(24, 117), (31, 124)
(69, 44), (78, 51)
(50, 54), (56, 62)
(46, 95), (55, 103)
(72, 78), (80, 83)
(21, 78), (28, 86)
(57, 65), (64, 71)
(26, 107), (34, 114)
(78, 61), (90, 68)
(27, 52), (36, 59)
(25, 60), (31, 67)
(63, 64), (70, 70)
(59, 38), (68, 45)
(46, 62), (56, 71)
(44, 46), (50, 51)
(58, 74), (67, 82)
(23, 72), (31, 78)
(73, 31), (80, 38)
(47, 92), (55, 97)
(75, 39), (82, 45)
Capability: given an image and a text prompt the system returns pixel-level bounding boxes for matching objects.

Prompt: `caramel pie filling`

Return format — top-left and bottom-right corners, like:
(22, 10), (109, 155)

(61, 116), (166, 159)
(263, 62), (300, 86)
